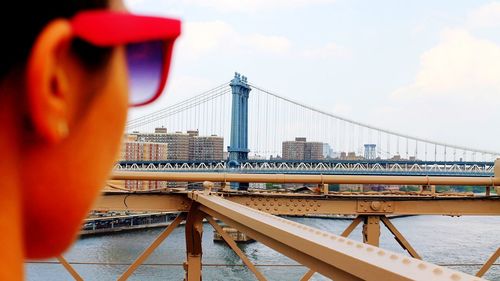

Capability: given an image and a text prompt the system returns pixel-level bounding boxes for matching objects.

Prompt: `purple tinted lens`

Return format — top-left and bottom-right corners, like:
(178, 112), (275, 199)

(126, 41), (164, 105)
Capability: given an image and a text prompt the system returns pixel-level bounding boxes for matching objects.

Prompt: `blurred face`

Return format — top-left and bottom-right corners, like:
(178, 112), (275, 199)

(21, 29), (129, 257)
(15, 2), (180, 258)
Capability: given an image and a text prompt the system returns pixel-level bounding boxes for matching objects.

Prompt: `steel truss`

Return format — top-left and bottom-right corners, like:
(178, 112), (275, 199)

(115, 160), (494, 177)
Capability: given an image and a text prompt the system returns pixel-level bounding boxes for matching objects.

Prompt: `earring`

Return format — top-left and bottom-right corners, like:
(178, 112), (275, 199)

(58, 121), (69, 139)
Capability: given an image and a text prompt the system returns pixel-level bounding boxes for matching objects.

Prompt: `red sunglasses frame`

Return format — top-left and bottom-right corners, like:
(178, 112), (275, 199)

(71, 11), (181, 106)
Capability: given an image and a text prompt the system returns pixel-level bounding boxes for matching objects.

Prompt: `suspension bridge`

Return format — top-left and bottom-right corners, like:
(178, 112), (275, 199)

(51, 73), (500, 281)
(120, 72), (499, 177)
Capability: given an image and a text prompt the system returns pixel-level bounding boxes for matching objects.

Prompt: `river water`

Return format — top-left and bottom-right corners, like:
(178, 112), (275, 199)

(27, 216), (500, 280)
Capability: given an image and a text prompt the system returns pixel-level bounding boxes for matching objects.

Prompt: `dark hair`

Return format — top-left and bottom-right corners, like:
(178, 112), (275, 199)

(1, 0), (111, 79)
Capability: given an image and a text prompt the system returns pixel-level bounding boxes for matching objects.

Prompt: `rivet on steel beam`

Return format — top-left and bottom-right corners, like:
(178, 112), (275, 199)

(418, 263), (427, 270)
(390, 254), (398, 260)
(433, 268), (443, 275)
(450, 273), (462, 281)
(402, 258), (411, 264)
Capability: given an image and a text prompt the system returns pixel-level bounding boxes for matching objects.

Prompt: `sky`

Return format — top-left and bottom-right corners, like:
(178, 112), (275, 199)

(125, 0), (500, 153)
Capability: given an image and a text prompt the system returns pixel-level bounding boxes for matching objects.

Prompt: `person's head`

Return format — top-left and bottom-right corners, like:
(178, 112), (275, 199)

(0, 1), (180, 258)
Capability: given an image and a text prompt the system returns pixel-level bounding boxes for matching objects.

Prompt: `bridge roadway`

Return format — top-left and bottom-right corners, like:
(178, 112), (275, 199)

(116, 159), (495, 177)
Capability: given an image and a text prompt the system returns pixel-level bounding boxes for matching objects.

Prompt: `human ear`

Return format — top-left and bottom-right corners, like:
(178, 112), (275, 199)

(26, 19), (73, 143)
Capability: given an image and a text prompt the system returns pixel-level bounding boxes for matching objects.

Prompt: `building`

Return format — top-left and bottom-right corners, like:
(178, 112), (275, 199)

(133, 130), (189, 161)
(282, 138), (306, 160)
(119, 138), (169, 190)
(305, 142), (324, 160)
(187, 130), (199, 160)
(120, 141), (168, 161)
(191, 135), (224, 160)
(323, 143), (334, 158)
(282, 137), (324, 161)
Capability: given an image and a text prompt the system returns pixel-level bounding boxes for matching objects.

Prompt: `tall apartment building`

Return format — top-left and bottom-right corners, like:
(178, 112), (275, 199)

(305, 142), (323, 160)
(191, 135), (224, 160)
(282, 138), (305, 160)
(120, 142), (168, 161)
(282, 137), (324, 160)
(164, 132), (190, 160)
(188, 130), (199, 160)
(133, 131), (189, 160)
(119, 140), (169, 190)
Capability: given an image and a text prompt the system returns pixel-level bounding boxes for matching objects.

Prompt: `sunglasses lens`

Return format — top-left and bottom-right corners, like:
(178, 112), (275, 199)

(126, 41), (165, 106)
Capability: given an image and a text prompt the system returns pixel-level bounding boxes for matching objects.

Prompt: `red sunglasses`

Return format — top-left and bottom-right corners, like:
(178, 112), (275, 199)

(71, 11), (181, 107)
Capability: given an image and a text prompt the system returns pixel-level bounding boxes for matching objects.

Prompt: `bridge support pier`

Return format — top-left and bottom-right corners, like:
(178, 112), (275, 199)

(185, 203), (204, 281)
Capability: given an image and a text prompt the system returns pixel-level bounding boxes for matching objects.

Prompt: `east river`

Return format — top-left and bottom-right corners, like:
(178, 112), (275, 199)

(27, 216), (500, 280)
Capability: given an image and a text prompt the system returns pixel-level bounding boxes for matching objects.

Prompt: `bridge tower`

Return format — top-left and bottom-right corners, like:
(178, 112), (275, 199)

(228, 72), (251, 164)
(228, 73), (251, 190)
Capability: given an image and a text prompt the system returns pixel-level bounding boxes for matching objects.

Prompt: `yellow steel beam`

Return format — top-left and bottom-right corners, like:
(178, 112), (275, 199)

(301, 216), (363, 281)
(299, 270), (315, 281)
(189, 192), (484, 281)
(496, 159), (500, 194)
(95, 193), (500, 216)
(92, 193), (190, 212)
(341, 216), (363, 237)
(362, 216), (381, 246)
(380, 216), (421, 259)
(476, 247), (500, 277)
(185, 203), (204, 281)
(117, 213), (185, 281)
(57, 256), (83, 281)
(225, 194), (500, 216)
(111, 171), (500, 186)
(205, 216), (267, 281)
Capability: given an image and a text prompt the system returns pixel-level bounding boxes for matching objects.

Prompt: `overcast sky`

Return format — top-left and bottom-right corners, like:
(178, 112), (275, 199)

(125, 0), (500, 153)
